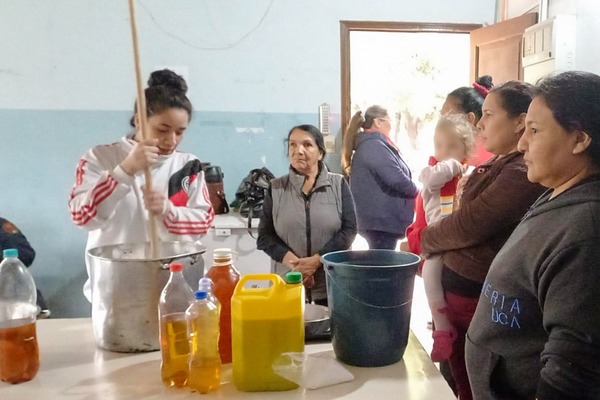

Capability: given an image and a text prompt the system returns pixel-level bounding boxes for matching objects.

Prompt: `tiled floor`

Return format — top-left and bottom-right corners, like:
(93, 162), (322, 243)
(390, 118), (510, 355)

(351, 235), (434, 357)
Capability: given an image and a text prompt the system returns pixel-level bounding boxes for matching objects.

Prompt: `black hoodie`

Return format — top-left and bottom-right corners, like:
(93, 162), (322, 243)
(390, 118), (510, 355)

(466, 177), (600, 400)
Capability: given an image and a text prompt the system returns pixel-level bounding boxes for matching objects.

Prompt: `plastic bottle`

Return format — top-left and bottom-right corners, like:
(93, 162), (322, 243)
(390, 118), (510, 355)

(0, 248), (40, 384)
(186, 290), (221, 394)
(198, 277), (221, 329)
(205, 248), (240, 364)
(231, 272), (305, 392)
(198, 277), (218, 305)
(158, 262), (194, 388)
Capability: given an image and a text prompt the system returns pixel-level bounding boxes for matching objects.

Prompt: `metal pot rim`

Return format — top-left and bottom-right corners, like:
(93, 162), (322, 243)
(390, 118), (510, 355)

(87, 241), (207, 263)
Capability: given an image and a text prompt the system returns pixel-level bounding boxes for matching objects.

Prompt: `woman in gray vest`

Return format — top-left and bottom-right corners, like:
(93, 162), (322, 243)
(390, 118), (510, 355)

(257, 124), (357, 305)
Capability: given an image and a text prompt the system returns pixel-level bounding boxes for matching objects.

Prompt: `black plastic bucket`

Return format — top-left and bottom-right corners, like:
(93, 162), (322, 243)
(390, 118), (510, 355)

(321, 250), (420, 367)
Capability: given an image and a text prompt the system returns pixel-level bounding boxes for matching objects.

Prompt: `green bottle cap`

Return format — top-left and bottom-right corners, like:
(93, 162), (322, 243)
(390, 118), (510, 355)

(285, 271), (302, 284)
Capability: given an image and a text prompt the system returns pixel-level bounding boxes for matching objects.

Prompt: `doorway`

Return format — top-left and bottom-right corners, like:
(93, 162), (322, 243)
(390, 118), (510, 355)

(340, 21), (481, 174)
(342, 22), (482, 357)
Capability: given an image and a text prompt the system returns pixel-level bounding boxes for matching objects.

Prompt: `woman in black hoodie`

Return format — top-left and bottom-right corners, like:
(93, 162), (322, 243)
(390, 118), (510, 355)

(466, 71), (600, 399)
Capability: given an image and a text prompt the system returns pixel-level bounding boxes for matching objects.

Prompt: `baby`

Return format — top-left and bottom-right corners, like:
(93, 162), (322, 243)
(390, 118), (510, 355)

(419, 113), (475, 362)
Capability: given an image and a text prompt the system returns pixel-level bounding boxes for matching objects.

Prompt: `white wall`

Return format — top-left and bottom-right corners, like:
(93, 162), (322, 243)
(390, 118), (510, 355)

(0, 0), (496, 114)
(568, 1), (600, 74)
(506, 0), (540, 17)
(547, 0), (576, 14)
(505, 0), (600, 75)
(547, 0), (600, 74)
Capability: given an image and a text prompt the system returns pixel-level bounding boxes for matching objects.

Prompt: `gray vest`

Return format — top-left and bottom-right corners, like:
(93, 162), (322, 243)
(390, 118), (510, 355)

(271, 166), (343, 300)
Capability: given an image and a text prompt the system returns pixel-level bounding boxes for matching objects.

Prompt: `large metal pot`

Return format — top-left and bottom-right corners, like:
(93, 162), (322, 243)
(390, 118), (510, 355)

(87, 241), (206, 353)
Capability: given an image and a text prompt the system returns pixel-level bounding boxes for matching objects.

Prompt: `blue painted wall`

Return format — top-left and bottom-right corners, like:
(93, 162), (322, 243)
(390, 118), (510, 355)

(0, 0), (495, 317)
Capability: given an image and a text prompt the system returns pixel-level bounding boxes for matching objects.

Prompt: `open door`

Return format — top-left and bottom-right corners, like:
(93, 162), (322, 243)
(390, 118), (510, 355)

(340, 21), (482, 147)
(470, 13), (538, 83)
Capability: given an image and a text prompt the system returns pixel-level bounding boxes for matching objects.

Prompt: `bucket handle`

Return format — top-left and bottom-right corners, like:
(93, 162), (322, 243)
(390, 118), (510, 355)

(325, 266), (411, 310)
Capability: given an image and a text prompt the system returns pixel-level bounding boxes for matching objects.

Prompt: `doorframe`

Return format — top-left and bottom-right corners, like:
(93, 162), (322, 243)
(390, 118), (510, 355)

(340, 21), (482, 139)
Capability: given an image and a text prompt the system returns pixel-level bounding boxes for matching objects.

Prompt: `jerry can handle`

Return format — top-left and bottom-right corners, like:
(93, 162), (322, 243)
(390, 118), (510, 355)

(234, 273), (284, 295)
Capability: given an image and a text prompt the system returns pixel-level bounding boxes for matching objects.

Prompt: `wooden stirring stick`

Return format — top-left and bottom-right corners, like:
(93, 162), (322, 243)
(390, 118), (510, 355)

(127, 0), (159, 258)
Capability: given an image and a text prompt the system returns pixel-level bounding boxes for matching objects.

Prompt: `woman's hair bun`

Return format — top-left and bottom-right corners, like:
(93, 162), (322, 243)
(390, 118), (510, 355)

(472, 75), (494, 98)
(476, 75), (494, 90)
(147, 69), (188, 94)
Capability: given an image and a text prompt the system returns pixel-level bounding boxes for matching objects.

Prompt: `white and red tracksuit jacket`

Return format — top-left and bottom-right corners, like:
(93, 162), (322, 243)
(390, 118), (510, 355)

(68, 134), (215, 300)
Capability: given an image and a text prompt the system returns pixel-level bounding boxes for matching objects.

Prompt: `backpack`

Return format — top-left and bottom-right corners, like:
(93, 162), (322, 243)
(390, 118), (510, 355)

(230, 167), (276, 227)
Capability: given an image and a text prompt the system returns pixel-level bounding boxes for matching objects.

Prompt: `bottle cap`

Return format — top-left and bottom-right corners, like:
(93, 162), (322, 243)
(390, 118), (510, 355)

(198, 277), (214, 291)
(2, 248), (18, 258)
(285, 271), (302, 284)
(213, 248), (233, 261)
(213, 248), (232, 255)
(195, 290), (208, 299)
(213, 248), (238, 267)
(170, 262), (183, 272)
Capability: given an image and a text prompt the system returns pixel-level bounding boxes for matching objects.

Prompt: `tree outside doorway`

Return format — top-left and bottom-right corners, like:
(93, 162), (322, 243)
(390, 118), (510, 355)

(348, 29), (472, 178)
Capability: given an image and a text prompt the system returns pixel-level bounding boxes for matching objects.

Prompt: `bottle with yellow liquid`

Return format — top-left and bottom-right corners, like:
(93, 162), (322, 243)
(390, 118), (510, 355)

(186, 290), (221, 393)
(0, 249), (39, 384)
(231, 272), (304, 392)
(158, 262), (194, 388)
